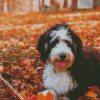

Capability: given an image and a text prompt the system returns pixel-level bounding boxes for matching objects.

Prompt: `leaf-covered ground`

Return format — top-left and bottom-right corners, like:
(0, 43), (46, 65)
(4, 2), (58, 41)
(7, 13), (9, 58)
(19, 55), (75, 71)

(0, 7), (100, 100)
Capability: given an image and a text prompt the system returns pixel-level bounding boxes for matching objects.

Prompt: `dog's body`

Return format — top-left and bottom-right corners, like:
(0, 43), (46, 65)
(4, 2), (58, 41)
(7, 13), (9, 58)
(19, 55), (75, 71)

(37, 24), (100, 100)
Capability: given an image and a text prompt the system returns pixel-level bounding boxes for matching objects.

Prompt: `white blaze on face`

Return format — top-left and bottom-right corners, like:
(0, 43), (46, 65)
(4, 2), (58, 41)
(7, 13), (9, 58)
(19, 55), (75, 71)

(50, 27), (72, 43)
(50, 42), (74, 64)
(48, 26), (74, 69)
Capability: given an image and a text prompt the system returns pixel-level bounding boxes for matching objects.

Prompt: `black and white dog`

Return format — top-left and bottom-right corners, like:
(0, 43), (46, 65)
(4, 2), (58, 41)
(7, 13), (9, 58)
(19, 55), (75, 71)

(37, 23), (100, 100)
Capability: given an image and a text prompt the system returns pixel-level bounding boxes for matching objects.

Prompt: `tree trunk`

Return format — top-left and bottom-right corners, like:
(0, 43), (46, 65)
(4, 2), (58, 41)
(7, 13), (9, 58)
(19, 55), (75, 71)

(63, 0), (68, 8)
(51, 0), (60, 10)
(94, 0), (100, 6)
(7, 0), (15, 12)
(0, 0), (4, 12)
(13, 0), (32, 13)
(39, 0), (45, 11)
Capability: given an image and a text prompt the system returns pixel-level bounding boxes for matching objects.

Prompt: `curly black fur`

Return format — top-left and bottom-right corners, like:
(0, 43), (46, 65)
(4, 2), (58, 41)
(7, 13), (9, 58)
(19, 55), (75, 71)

(68, 46), (100, 99)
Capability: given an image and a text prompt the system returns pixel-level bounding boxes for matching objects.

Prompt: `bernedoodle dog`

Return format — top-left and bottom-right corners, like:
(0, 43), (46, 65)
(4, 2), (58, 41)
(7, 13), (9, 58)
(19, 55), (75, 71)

(37, 23), (100, 100)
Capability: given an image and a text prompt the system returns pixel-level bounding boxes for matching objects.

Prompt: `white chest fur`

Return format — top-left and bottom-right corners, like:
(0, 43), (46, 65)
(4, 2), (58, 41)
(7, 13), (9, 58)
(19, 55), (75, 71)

(43, 64), (77, 95)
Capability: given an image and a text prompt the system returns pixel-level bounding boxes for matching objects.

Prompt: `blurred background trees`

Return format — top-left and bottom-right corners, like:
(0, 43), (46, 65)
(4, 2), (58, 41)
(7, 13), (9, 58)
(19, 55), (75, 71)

(0, 0), (100, 13)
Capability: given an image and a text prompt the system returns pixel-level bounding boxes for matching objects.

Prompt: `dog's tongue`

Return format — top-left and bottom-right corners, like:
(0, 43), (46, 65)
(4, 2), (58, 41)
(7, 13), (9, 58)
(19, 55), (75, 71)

(56, 60), (66, 68)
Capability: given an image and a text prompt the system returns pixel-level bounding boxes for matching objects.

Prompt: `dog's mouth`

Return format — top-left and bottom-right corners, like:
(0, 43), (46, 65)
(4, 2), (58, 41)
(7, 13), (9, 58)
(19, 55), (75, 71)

(55, 60), (67, 68)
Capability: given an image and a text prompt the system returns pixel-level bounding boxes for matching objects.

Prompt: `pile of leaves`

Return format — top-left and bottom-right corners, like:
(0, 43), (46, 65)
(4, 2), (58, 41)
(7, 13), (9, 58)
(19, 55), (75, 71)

(78, 86), (100, 100)
(0, 7), (100, 100)
(25, 91), (54, 100)
(25, 86), (100, 100)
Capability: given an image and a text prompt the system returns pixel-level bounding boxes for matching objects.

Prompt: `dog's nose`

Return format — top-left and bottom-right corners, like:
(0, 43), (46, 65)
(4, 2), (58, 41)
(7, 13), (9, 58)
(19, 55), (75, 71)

(59, 53), (66, 60)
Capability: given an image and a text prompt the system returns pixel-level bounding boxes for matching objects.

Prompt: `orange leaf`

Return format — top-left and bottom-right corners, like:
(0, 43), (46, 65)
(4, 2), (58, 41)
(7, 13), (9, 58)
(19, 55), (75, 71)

(85, 91), (97, 98)
(20, 90), (27, 99)
(37, 92), (45, 100)
(46, 92), (54, 100)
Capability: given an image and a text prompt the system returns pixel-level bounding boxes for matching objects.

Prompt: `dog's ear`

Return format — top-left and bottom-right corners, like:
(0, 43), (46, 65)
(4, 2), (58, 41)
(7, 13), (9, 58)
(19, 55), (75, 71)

(70, 29), (82, 57)
(37, 33), (47, 62)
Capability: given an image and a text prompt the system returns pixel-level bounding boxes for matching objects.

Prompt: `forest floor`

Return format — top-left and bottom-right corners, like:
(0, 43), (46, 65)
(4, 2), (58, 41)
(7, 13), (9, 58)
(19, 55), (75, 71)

(0, 7), (100, 100)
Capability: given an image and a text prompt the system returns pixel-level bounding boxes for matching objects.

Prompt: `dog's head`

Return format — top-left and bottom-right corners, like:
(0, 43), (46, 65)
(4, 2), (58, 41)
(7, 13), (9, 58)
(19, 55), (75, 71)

(37, 24), (82, 71)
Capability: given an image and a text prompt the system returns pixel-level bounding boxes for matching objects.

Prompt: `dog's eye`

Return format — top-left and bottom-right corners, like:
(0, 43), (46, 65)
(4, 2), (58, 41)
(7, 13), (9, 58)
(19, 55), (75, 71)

(64, 40), (73, 48)
(64, 40), (75, 53)
(50, 38), (59, 46)
(64, 40), (70, 44)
